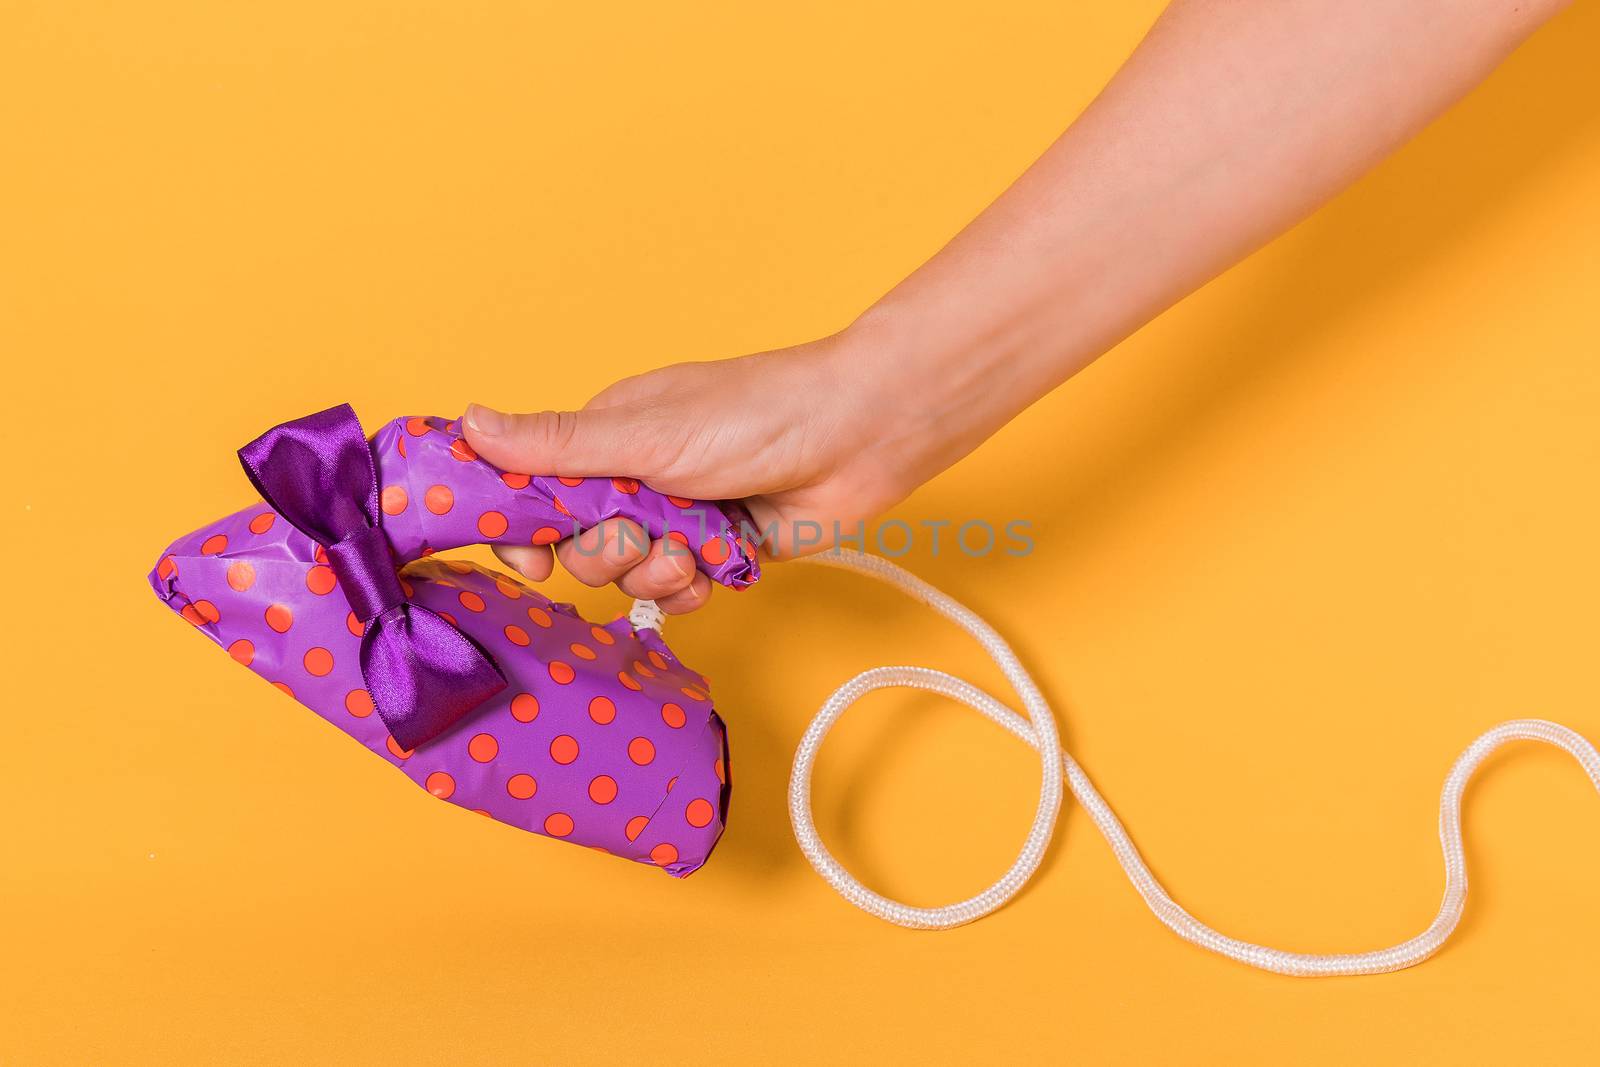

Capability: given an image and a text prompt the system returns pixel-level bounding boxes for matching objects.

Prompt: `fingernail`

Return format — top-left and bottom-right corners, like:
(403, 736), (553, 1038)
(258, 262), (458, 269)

(465, 403), (508, 436)
(647, 547), (691, 585)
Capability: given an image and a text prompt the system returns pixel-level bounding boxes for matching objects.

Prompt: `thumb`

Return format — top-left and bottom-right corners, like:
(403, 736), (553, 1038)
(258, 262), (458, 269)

(463, 403), (642, 478)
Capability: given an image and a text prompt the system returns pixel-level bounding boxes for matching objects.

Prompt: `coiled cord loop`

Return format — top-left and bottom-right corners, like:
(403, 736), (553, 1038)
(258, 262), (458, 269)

(789, 549), (1600, 975)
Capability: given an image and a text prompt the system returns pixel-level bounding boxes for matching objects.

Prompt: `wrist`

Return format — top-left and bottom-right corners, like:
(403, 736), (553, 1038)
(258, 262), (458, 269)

(842, 296), (1035, 459)
(811, 304), (1001, 507)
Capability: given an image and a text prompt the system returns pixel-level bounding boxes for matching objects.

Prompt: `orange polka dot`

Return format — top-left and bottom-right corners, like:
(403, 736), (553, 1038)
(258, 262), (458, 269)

(445, 560), (473, 575)
(648, 651), (670, 671)
(424, 485), (454, 515)
(439, 612), (458, 627)
(495, 579), (523, 599)
(590, 625), (615, 646)
(569, 642), (596, 661)
(681, 685), (708, 702)
(557, 476), (585, 487)
(625, 816), (650, 841)
(667, 495), (693, 509)
(477, 511), (508, 538)
(588, 775), (618, 804)
(387, 735), (413, 760)
(618, 671), (642, 692)
(396, 435), (407, 458)
(406, 416), (432, 437)
(506, 773), (537, 800)
(345, 689), (374, 717)
(633, 660), (655, 679)
(700, 538), (730, 566)
(552, 496), (571, 517)
(400, 579), (415, 597)
(650, 843), (679, 866)
(588, 696), (616, 725)
(510, 692), (539, 722)
(473, 809), (491, 817)
(611, 477), (640, 495)
(272, 681), (294, 698)
(628, 737), (655, 765)
(227, 639), (254, 665)
(303, 647), (334, 676)
(504, 624), (530, 646)
(667, 776), (678, 791)
(548, 661), (575, 685)
(531, 526), (562, 546)
(157, 555), (177, 580)
(458, 590), (486, 612)
(544, 812), (574, 837)
(381, 485), (408, 515)
(501, 472), (531, 490)
(306, 565), (337, 595)
(714, 758), (726, 785)
(468, 733), (499, 762)
(182, 600), (220, 626)
(661, 702), (686, 729)
(265, 603), (293, 633)
(249, 512), (277, 534)
(346, 612), (365, 637)
(226, 560), (255, 591)
(425, 771), (455, 799)
(450, 438), (478, 462)
(201, 534), (228, 555)
(686, 798), (715, 827)
(527, 606), (553, 628)
(549, 735), (579, 764)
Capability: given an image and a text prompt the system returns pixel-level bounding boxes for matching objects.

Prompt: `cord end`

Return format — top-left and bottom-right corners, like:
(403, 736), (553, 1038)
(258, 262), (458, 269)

(628, 598), (666, 634)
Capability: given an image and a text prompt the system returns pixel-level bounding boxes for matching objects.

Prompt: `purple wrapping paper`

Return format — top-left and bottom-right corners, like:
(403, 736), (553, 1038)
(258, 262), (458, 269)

(149, 413), (758, 876)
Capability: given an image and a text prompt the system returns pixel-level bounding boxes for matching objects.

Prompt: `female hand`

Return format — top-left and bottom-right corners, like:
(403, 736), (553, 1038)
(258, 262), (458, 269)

(468, 0), (1566, 614)
(463, 327), (939, 614)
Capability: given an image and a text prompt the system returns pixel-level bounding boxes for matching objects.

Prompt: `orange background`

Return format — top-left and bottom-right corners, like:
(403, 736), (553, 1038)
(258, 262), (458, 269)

(5, 2), (1600, 1062)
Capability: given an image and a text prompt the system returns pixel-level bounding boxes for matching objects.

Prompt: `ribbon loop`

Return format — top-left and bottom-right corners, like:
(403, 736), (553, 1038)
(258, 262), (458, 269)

(239, 404), (506, 750)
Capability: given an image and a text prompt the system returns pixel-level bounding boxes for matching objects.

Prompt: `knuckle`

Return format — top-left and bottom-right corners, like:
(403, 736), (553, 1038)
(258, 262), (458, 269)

(518, 410), (581, 459)
(615, 570), (662, 600)
(566, 562), (612, 588)
(554, 543), (609, 586)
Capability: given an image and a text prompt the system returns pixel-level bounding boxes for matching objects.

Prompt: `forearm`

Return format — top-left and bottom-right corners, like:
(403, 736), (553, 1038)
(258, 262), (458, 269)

(464, 0), (1574, 582)
(840, 0), (1568, 487)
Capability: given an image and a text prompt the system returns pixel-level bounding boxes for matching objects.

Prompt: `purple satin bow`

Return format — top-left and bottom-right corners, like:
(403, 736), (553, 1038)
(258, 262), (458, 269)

(238, 404), (506, 750)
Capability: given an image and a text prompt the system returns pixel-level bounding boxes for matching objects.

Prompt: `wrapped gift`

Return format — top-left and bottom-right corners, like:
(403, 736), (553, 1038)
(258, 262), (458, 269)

(149, 404), (756, 876)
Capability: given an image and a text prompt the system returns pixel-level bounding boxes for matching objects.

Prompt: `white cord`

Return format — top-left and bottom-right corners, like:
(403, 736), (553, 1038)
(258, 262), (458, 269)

(788, 548), (1600, 976)
(629, 598), (667, 633)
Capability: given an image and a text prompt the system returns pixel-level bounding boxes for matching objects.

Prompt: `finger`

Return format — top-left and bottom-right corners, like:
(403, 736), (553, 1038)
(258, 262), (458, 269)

(493, 543), (554, 583)
(615, 537), (697, 602)
(463, 403), (644, 479)
(555, 518), (650, 587)
(656, 571), (713, 615)
(742, 499), (837, 561)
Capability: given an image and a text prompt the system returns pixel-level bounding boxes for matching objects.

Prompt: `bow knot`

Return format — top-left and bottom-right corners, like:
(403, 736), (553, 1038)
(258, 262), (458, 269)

(238, 404), (506, 750)
(325, 523), (405, 626)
